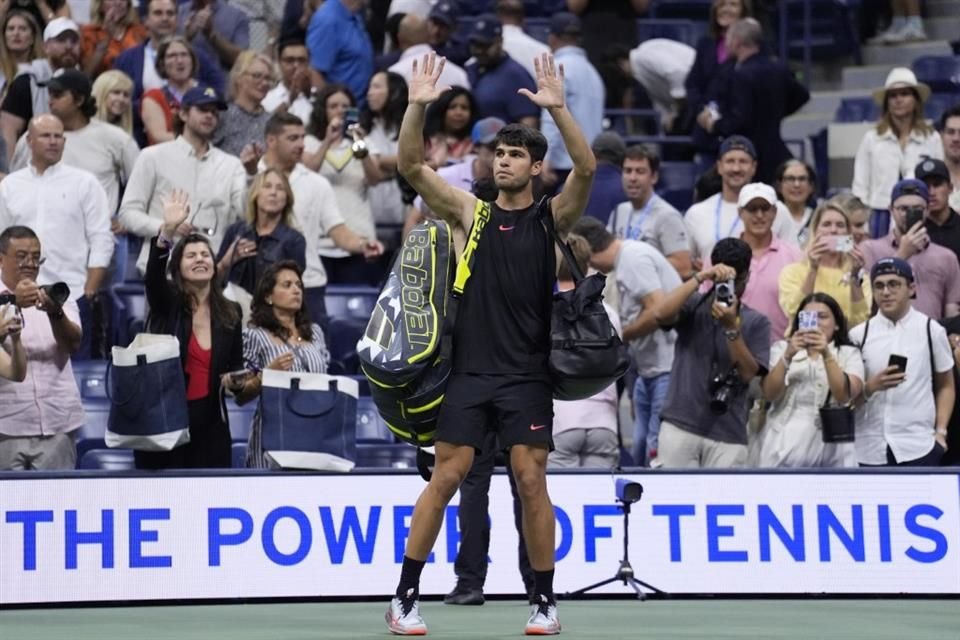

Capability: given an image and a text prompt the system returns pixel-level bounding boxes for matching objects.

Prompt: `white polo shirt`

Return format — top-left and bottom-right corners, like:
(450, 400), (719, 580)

(850, 307), (953, 465)
(684, 193), (798, 262)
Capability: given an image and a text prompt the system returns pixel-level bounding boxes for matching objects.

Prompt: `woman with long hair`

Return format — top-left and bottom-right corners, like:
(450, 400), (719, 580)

(235, 260), (330, 468)
(362, 70), (409, 227)
(757, 292), (864, 467)
(852, 68), (942, 237)
(828, 191), (872, 246)
(136, 189), (245, 470)
(778, 201), (873, 328)
(423, 85), (477, 167)
(217, 168), (306, 322)
(0, 9), (43, 99)
(304, 84), (385, 285)
(92, 69), (134, 135)
(683, 0), (752, 134)
(213, 49), (274, 157)
(774, 159), (818, 245)
(80, 0), (146, 78)
(141, 36), (199, 145)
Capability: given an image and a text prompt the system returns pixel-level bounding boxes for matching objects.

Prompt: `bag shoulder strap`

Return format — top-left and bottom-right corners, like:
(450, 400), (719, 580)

(928, 316), (935, 385)
(859, 318), (870, 348)
(452, 199), (492, 297)
(538, 197), (585, 283)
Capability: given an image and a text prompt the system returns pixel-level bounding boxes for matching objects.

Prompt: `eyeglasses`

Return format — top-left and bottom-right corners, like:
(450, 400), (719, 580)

(14, 253), (46, 267)
(781, 175), (809, 184)
(872, 280), (905, 292)
(245, 71), (274, 83)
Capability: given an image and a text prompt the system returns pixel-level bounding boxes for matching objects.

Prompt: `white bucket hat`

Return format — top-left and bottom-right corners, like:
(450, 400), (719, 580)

(872, 67), (930, 106)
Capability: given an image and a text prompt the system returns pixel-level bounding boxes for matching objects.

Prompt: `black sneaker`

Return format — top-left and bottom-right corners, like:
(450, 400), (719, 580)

(443, 585), (485, 605)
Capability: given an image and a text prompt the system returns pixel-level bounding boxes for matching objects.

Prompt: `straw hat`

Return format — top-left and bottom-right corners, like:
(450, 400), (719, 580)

(872, 67), (931, 106)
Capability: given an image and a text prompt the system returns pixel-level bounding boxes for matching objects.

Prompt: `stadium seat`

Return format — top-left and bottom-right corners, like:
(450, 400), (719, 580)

(649, 0), (712, 20)
(912, 56), (960, 95)
(325, 285), (378, 321)
(925, 93), (956, 123)
(356, 396), (392, 443)
(355, 443), (418, 469)
(603, 108), (662, 136)
(110, 283), (146, 348)
(226, 397), (254, 442)
(231, 442), (247, 468)
(657, 161), (699, 212)
(76, 400), (111, 465)
(326, 316), (367, 375)
(636, 19), (706, 47)
(835, 97), (878, 123)
(775, 0), (863, 83)
(78, 448), (135, 470)
(72, 359), (109, 400)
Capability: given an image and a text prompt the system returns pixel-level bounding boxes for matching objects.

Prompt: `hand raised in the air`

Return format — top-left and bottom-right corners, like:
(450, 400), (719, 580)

(408, 51), (451, 105)
(518, 53), (565, 110)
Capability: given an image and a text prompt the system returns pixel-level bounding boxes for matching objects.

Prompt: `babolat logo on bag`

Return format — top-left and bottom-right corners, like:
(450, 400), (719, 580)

(358, 202), (490, 447)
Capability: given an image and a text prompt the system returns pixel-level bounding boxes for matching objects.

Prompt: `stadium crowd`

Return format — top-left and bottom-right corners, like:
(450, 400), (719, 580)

(1, 0), (960, 473)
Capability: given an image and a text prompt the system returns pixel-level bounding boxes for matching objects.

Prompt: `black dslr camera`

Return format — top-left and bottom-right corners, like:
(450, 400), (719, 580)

(709, 367), (740, 415)
(0, 282), (69, 306)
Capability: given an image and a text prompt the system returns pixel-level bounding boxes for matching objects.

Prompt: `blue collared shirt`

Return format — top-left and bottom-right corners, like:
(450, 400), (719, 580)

(178, 0), (250, 71)
(541, 46), (605, 170)
(307, 0), (374, 106)
(466, 55), (539, 124)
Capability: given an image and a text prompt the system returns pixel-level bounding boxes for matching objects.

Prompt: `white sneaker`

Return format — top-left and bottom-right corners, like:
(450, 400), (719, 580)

(900, 23), (927, 42)
(524, 594), (561, 635)
(385, 589), (427, 636)
(868, 26), (901, 45)
(877, 27), (909, 44)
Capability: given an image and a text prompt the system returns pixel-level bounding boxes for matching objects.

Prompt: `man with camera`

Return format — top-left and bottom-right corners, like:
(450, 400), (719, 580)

(851, 257), (954, 466)
(0, 225), (84, 470)
(861, 178), (960, 321)
(653, 237), (771, 467)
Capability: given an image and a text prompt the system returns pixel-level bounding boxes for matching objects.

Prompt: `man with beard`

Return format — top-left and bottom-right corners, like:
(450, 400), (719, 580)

(385, 52), (595, 636)
(0, 17), (79, 163)
(683, 135), (798, 266)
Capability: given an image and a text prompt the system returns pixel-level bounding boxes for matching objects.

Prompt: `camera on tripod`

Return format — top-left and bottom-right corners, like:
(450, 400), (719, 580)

(615, 478), (643, 504)
(709, 367), (740, 415)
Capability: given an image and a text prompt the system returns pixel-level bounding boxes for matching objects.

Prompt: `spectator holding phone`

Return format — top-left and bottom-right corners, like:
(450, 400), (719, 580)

(234, 260), (329, 468)
(860, 179), (960, 321)
(778, 201), (873, 329)
(851, 258), (954, 466)
(756, 293), (863, 467)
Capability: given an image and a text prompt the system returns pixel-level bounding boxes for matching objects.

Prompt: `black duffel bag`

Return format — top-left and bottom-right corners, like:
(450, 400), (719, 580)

(538, 199), (630, 401)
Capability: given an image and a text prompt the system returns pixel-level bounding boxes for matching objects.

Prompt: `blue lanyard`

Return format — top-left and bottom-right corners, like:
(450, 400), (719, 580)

(626, 195), (658, 240)
(714, 196), (740, 243)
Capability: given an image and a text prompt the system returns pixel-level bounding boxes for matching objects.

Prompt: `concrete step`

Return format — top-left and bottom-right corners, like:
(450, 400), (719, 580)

(928, 0), (960, 18)
(842, 64), (896, 92)
(862, 40), (953, 66)
(798, 89), (871, 117)
(927, 17), (960, 43)
(782, 112), (831, 141)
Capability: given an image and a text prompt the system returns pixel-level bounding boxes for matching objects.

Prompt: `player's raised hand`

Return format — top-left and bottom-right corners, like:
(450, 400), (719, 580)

(518, 53), (565, 109)
(409, 51), (451, 105)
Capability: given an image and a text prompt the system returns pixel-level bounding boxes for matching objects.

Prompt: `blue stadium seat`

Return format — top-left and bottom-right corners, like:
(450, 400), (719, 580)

(657, 161), (699, 212)
(925, 93), (956, 123)
(775, 0), (863, 80)
(835, 97), (878, 123)
(326, 316), (367, 375)
(72, 359), (109, 400)
(636, 19), (706, 47)
(912, 56), (960, 95)
(110, 283), (146, 348)
(356, 396), (392, 443)
(226, 397), (254, 442)
(76, 400), (111, 465)
(231, 442), (247, 468)
(355, 443), (418, 469)
(325, 285), (378, 321)
(649, 0), (712, 20)
(603, 109), (662, 136)
(79, 448), (135, 470)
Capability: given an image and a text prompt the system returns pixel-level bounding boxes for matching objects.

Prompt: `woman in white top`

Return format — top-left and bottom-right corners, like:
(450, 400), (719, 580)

(852, 67), (942, 238)
(774, 159), (817, 246)
(757, 292), (864, 467)
(304, 83), (386, 286)
(362, 71), (408, 229)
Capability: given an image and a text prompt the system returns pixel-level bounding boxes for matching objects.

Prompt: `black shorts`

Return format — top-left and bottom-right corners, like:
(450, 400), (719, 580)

(436, 373), (554, 452)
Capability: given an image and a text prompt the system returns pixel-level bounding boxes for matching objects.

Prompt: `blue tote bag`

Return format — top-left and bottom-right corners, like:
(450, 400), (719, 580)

(106, 333), (190, 451)
(259, 370), (358, 471)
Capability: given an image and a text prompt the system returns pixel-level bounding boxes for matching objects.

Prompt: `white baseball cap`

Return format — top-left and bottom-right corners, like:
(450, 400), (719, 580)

(737, 182), (777, 208)
(43, 17), (80, 42)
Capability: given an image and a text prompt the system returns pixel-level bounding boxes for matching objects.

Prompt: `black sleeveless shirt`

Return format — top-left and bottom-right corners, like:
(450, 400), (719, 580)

(452, 198), (556, 375)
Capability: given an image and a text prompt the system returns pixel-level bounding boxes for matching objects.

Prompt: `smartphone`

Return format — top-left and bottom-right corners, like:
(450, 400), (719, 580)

(343, 107), (360, 134)
(833, 235), (854, 253)
(888, 354), (908, 374)
(798, 310), (819, 331)
(903, 206), (925, 231)
(225, 368), (257, 388)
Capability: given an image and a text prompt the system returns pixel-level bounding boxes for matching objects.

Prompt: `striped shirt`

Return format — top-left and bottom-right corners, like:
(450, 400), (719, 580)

(242, 324), (330, 468)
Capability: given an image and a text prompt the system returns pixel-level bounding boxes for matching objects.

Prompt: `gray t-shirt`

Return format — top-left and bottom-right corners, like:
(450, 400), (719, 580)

(607, 195), (689, 257)
(213, 103), (271, 157)
(660, 292), (771, 445)
(616, 239), (682, 377)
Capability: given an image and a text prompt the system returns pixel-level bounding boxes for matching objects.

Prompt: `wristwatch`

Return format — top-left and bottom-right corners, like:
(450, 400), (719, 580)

(724, 328), (741, 342)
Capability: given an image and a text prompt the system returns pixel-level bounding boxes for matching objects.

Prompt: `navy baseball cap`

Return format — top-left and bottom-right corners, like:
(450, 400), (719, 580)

(48, 69), (92, 98)
(915, 158), (951, 183)
(181, 84), (227, 110)
(468, 15), (503, 45)
(471, 117), (506, 145)
(549, 12), (582, 37)
(428, 2), (457, 27)
(890, 178), (929, 204)
(718, 135), (757, 160)
(871, 257), (914, 283)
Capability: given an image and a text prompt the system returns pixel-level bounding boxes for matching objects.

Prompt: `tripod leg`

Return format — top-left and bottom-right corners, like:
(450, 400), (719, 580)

(626, 578), (646, 600)
(632, 578), (664, 594)
(566, 576), (620, 597)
